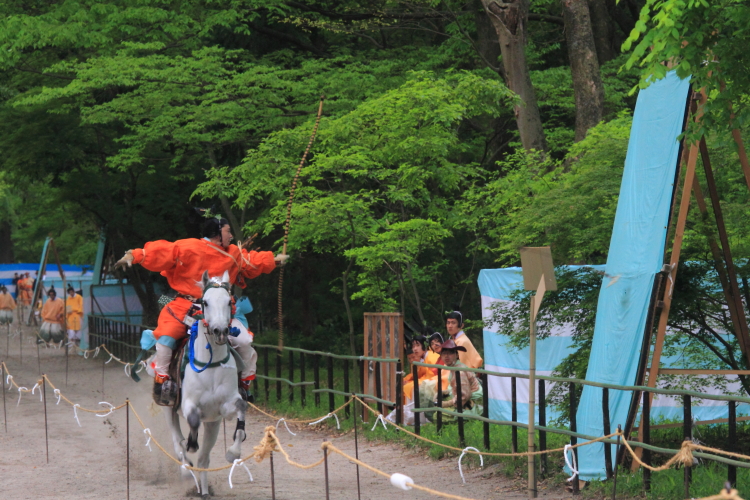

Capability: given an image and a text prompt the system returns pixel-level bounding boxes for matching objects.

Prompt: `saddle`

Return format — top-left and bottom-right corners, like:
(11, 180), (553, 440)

(152, 338), (187, 408)
(154, 333), (247, 408)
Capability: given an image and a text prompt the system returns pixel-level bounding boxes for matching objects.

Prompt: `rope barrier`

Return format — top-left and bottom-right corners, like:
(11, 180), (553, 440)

(5, 349), (750, 499)
(353, 395), (619, 458)
(247, 398), (353, 425)
(322, 441), (481, 500)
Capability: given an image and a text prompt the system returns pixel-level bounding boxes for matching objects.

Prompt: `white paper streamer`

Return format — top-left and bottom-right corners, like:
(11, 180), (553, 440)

(96, 402), (116, 417)
(73, 404), (82, 426)
(228, 459), (253, 488)
(371, 414), (388, 431)
(563, 444), (579, 482)
(308, 412), (340, 430)
(276, 418), (297, 436)
(458, 447), (484, 484)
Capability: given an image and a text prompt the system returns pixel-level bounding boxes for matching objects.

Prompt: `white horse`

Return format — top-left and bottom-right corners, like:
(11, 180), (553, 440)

(164, 270), (247, 498)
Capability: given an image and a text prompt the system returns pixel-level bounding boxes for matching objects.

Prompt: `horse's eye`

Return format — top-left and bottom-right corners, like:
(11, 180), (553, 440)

(204, 301), (209, 307)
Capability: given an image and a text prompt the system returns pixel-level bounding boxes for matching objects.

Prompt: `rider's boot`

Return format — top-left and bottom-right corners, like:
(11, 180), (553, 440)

(239, 375), (255, 403)
(152, 344), (178, 406)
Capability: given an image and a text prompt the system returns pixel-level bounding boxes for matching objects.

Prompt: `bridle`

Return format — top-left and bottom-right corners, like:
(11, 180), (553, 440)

(188, 281), (238, 373)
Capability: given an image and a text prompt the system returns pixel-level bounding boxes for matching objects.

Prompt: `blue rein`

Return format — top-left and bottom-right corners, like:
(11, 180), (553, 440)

(188, 320), (213, 373)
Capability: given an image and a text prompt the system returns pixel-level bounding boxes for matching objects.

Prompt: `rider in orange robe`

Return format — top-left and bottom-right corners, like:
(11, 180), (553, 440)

(115, 218), (288, 399)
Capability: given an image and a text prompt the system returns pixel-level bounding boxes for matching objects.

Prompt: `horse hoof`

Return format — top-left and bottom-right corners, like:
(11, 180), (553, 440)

(186, 440), (199, 453)
(225, 449), (240, 463)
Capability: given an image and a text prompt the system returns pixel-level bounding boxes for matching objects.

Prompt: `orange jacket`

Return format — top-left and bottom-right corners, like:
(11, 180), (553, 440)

(42, 297), (64, 324)
(131, 238), (276, 298)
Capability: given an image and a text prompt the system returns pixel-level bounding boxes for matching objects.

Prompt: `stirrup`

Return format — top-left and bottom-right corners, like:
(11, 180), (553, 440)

(153, 378), (179, 407)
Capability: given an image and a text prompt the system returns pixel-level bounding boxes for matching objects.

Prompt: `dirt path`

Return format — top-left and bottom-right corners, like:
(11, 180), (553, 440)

(0, 323), (571, 499)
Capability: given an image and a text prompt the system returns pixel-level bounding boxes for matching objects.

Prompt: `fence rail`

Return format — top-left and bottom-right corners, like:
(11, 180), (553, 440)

(83, 318), (750, 494)
(87, 315), (151, 363)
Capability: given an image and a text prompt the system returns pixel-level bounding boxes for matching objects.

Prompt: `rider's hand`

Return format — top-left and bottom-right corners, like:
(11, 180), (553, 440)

(274, 253), (289, 266)
(114, 250), (134, 270)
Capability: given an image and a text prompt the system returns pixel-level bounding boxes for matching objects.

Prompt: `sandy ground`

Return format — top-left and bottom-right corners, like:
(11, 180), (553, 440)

(0, 323), (572, 499)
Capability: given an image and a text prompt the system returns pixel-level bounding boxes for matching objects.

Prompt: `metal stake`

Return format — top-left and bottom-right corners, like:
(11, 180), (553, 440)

(42, 375), (49, 463)
(1, 361), (6, 433)
(65, 341), (69, 387)
(101, 357), (105, 395)
(37, 341), (41, 375)
(323, 447), (330, 500)
(19, 328), (22, 366)
(223, 419), (227, 454)
(126, 398), (130, 500)
(353, 394), (361, 500)
(270, 451), (276, 500)
(613, 424), (621, 500)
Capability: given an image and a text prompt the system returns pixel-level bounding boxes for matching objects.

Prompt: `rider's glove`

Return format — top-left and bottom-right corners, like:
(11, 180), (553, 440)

(274, 253), (290, 266)
(114, 250), (135, 270)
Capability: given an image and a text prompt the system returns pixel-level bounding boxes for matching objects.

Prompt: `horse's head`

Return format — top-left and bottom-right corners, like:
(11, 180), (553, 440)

(200, 270), (232, 345)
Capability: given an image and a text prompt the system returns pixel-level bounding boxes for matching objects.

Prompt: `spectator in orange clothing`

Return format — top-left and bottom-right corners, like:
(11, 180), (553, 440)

(402, 332), (441, 405)
(0, 285), (16, 325)
(446, 310), (483, 369)
(40, 288), (65, 343)
(115, 217), (288, 402)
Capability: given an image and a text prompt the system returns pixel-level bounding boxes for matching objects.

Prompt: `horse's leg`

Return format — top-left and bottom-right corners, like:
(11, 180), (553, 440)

(163, 407), (193, 479)
(197, 420), (221, 498)
(184, 402), (201, 453)
(225, 397), (248, 463)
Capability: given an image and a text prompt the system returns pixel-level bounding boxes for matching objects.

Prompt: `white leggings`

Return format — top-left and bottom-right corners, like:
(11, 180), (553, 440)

(154, 318), (257, 380)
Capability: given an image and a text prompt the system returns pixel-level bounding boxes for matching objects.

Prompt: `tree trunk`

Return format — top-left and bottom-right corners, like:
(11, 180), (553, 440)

(0, 221), (14, 263)
(474, 0), (504, 77)
(207, 147), (244, 239)
(561, 0), (605, 141)
(481, 0), (548, 152)
(587, 0), (617, 64)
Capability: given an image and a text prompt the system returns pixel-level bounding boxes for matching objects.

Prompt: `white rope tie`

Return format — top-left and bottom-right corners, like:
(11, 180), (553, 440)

(143, 428), (152, 452)
(16, 386), (27, 406)
(83, 350), (89, 359)
(276, 418), (297, 436)
(563, 444), (579, 482)
(94, 347), (100, 358)
(228, 459), (253, 488)
(308, 412), (340, 430)
(106, 354), (113, 364)
(73, 404), (82, 427)
(182, 464), (200, 492)
(371, 414), (388, 431)
(54, 389), (61, 405)
(6, 374), (12, 388)
(31, 382), (43, 402)
(458, 447), (483, 484)
(96, 402), (116, 417)
(124, 363), (131, 377)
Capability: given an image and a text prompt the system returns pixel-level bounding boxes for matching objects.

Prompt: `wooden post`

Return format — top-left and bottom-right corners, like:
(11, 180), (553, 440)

(289, 350), (294, 403)
(603, 388), (613, 479)
(684, 394), (692, 498)
(511, 376), (518, 453)
(300, 352), (306, 407)
(327, 356), (335, 413)
(455, 369), (465, 448)
(412, 363), (419, 436)
(482, 373), (490, 451)
(538, 379), (546, 477)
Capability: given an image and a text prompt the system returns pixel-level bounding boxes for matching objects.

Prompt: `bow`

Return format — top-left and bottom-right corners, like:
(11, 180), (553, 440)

(277, 96), (325, 350)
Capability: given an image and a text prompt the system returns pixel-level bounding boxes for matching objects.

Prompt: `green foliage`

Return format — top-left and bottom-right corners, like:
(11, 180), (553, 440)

(622, 0), (750, 140)
(462, 114), (632, 265)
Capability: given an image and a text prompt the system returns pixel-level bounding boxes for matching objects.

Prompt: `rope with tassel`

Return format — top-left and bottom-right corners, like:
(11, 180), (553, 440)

(277, 95), (325, 351)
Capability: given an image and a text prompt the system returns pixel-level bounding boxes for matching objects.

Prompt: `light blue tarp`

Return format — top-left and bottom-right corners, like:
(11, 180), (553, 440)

(576, 71), (691, 480)
(479, 265), (604, 424)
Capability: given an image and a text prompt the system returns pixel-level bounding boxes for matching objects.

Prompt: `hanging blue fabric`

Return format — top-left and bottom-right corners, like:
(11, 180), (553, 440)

(188, 320), (213, 373)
